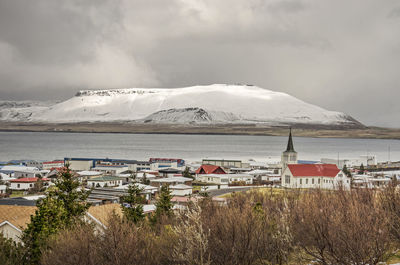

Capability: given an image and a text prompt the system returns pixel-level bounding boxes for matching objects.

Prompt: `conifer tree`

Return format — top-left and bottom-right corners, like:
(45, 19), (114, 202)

(155, 184), (173, 217)
(141, 172), (150, 185)
(360, 163), (365, 175)
(22, 165), (89, 264)
(120, 184), (145, 223)
(183, 167), (194, 180)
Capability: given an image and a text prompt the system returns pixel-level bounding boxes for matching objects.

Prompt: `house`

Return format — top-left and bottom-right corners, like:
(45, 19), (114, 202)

(202, 158), (242, 168)
(0, 185), (6, 195)
(9, 177), (50, 191)
(87, 176), (123, 188)
(196, 174), (253, 185)
(0, 205), (36, 242)
(195, 165), (226, 175)
(352, 174), (391, 189)
(42, 160), (64, 170)
(150, 176), (193, 188)
(14, 170), (41, 179)
(76, 170), (104, 181)
(170, 184), (193, 196)
(281, 164), (351, 190)
(158, 168), (182, 178)
(117, 183), (158, 200)
(0, 172), (15, 183)
(92, 164), (129, 175)
(149, 158), (185, 168)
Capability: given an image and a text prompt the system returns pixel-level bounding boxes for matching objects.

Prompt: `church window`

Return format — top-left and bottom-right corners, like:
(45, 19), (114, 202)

(285, 175), (290, 184)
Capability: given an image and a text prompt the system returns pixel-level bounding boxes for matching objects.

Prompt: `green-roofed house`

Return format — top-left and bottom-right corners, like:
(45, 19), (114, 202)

(87, 176), (124, 188)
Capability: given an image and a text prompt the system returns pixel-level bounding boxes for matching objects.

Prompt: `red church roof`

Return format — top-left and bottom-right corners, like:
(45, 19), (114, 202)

(288, 164), (340, 178)
(195, 165), (226, 174)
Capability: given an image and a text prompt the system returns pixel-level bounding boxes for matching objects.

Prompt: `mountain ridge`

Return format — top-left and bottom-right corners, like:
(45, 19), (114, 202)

(0, 84), (364, 128)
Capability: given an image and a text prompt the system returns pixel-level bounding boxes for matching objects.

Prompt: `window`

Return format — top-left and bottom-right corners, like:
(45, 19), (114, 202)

(300, 179), (302, 185)
(285, 175), (290, 184)
(17, 184), (20, 188)
(306, 179), (308, 184)
(312, 178), (314, 184)
(318, 178), (321, 184)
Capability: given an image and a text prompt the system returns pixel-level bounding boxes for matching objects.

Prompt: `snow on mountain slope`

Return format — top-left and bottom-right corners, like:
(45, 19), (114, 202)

(3, 84), (362, 127)
(0, 101), (53, 121)
(142, 107), (242, 124)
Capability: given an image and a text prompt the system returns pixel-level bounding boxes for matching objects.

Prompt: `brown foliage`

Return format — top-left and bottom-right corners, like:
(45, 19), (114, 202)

(290, 188), (394, 265)
(40, 188), (399, 265)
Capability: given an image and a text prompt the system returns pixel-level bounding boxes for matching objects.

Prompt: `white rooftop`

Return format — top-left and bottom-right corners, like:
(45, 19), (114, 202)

(170, 184), (192, 190)
(77, 171), (103, 176)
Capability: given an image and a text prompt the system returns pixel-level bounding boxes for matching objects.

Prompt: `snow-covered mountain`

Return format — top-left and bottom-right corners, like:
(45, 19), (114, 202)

(0, 84), (363, 127)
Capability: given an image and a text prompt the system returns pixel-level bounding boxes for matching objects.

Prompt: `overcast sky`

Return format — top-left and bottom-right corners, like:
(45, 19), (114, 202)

(0, 0), (399, 127)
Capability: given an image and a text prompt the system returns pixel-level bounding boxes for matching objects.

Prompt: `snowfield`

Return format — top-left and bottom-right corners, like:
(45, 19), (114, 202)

(0, 84), (361, 126)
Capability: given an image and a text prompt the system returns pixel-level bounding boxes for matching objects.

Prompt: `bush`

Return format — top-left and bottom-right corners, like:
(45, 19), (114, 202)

(38, 188), (399, 265)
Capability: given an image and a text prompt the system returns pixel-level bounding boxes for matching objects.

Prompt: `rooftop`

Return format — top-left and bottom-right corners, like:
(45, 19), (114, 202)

(288, 164), (340, 178)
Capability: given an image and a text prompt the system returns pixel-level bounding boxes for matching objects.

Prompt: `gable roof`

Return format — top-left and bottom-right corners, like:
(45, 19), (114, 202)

(288, 164), (340, 178)
(0, 205), (36, 229)
(195, 165), (226, 174)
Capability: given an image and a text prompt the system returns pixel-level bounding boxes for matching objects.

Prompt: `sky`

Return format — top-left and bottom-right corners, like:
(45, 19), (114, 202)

(0, 0), (399, 127)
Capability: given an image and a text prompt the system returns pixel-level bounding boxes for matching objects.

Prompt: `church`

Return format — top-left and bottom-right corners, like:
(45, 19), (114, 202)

(280, 129), (351, 190)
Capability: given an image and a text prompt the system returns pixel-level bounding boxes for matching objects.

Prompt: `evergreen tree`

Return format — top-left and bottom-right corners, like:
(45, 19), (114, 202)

(359, 163), (365, 175)
(183, 167), (194, 180)
(141, 172), (150, 185)
(155, 185), (173, 217)
(343, 164), (352, 178)
(22, 165), (89, 264)
(120, 184), (145, 223)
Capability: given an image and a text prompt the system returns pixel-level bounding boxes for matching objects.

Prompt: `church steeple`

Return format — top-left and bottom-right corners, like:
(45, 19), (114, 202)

(285, 128), (295, 152)
(281, 128), (298, 169)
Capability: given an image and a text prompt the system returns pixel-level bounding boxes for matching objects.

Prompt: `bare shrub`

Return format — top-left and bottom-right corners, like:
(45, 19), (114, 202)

(41, 224), (99, 265)
(201, 191), (294, 265)
(380, 182), (400, 244)
(290, 188), (394, 265)
(173, 203), (211, 265)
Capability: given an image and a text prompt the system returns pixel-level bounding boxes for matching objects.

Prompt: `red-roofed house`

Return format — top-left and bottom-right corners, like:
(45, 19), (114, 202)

(9, 178), (50, 191)
(195, 165), (226, 175)
(281, 164), (350, 190)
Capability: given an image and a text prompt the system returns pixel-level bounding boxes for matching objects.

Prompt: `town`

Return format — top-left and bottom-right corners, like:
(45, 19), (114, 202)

(1, 130), (399, 244)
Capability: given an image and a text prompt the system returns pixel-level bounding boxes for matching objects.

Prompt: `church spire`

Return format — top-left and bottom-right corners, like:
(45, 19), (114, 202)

(285, 128), (295, 152)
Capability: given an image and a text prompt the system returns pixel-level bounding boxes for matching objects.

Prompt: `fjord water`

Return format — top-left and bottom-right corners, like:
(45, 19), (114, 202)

(0, 131), (399, 163)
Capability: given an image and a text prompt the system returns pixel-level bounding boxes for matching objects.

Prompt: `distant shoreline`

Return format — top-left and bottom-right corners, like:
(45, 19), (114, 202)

(0, 121), (399, 140)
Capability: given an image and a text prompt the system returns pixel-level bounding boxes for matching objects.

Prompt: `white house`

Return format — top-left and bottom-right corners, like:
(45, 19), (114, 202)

(0, 185), (6, 194)
(92, 165), (129, 175)
(150, 176), (192, 188)
(14, 170), (41, 179)
(196, 174), (253, 185)
(281, 164), (350, 190)
(170, 184), (193, 196)
(9, 177), (51, 191)
(0, 221), (23, 242)
(87, 176), (123, 188)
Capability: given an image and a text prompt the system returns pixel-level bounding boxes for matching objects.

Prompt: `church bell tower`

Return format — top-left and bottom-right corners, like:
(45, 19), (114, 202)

(281, 128), (298, 169)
